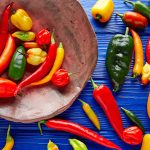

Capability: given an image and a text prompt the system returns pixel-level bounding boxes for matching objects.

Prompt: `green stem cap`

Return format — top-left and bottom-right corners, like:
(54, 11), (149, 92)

(59, 42), (63, 48)
(51, 32), (55, 44)
(125, 27), (129, 35)
(78, 99), (87, 105)
(38, 120), (46, 135)
(6, 125), (12, 141)
(96, 14), (102, 20)
(90, 78), (98, 90)
(116, 12), (124, 18)
(124, 0), (135, 5)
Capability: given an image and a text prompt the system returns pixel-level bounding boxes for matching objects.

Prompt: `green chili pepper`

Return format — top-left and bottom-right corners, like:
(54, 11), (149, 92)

(106, 27), (134, 92)
(69, 139), (88, 150)
(121, 107), (145, 133)
(12, 31), (35, 41)
(8, 46), (26, 81)
(124, 0), (150, 21)
(47, 140), (59, 150)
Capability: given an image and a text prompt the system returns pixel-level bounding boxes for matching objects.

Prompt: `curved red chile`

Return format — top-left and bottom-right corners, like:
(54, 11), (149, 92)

(146, 37), (150, 64)
(123, 126), (143, 145)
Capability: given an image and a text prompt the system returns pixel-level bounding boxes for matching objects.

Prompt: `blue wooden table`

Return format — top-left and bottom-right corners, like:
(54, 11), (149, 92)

(0, 0), (150, 149)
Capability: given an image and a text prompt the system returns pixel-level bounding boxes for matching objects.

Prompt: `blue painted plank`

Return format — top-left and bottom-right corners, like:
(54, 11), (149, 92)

(0, 0), (150, 150)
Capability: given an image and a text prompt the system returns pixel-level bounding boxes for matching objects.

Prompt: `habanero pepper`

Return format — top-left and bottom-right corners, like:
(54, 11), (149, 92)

(106, 27), (133, 92)
(141, 134), (150, 150)
(146, 37), (150, 64)
(0, 2), (14, 55)
(124, 0), (150, 21)
(14, 33), (57, 95)
(0, 34), (16, 74)
(47, 140), (59, 150)
(38, 119), (121, 150)
(116, 12), (148, 29)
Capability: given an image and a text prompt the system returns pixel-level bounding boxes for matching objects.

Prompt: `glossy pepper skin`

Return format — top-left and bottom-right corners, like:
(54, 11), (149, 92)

(106, 28), (134, 92)
(12, 31), (35, 41)
(141, 63), (150, 85)
(8, 46), (26, 81)
(69, 139), (88, 150)
(124, 0), (150, 21)
(2, 125), (14, 150)
(116, 12), (148, 29)
(11, 9), (32, 31)
(38, 120), (121, 150)
(0, 34), (16, 74)
(47, 140), (59, 150)
(141, 134), (150, 150)
(91, 0), (114, 23)
(24, 42), (39, 49)
(51, 69), (70, 87)
(147, 93), (150, 118)
(146, 38), (150, 64)
(0, 78), (17, 98)
(0, 2), (13, 55)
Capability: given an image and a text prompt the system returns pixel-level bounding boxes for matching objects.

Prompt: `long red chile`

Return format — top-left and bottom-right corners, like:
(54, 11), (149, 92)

(146, 37), (150, 64)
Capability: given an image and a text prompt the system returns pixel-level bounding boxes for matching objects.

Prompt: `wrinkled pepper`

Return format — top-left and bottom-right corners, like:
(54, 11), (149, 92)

(0, 34), (16, 74)
(31, 42), (64, 86)
(8, 46), (26, 81)
(0, 2), (13, 55)
(141, 63), (150, 85)
(106, 27), (133, 92)
(124, 0), (150, 21)
(130, 29), (144, 77)
(38, 119), (121, 150)
(147, 93), (150, 118)
(146, 37), (150, 65)
(27, 48), (47, 66)
(11, 9), (32, 31)
(51, 69), (70, 87)
(121, 107), (145, 132)
(24, 42), (40, 49)
(69, 139), (88, 150)
(141, 134), (150, 150)
(116, 12), (148, 29)
(2, 125), (14, 150)
(12, 31), (35, 41)
(79, 99), (100, 130)
(91, 0), (114, 23)
(47, 140), (59, 150)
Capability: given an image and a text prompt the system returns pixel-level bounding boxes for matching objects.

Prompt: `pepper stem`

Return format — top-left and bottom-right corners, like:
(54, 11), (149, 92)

(124, 0), (134, 5)
(90, 78), (98, 90)
(6, 125), (12, 141)
(38, 120), (46, 135)
(125, 27), (129, 35)
(78, 99), (86, 105)
(96, 14), (102, 20)
(116, 12), (123, 18)
(68, 72), (73, 76)
(51, 32), (55, 44)
(59, 42), (63, 48)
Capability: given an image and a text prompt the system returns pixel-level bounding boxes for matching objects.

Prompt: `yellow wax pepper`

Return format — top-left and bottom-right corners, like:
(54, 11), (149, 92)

(31, 42), (64, 86)
(2, 125), (14, 150)
(147, 93), (150, 118)
(79, 99), (100, 130)
(141, 63), (150, 85)
(141, 134), (150, 150)
(91, 0), (114, 23)
(11, 9), (32, 31)
(27, 48), (47, 66)
(47, 140), (59, 150)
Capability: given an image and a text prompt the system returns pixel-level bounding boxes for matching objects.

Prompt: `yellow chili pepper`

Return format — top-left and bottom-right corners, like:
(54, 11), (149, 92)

(11, 9), (32, 31)
(91, 0), (114, 23)
(78, 99), (100, 130)
(141, 62), (150, 85)
(147, 93), (150, 118)
(27, 48), (47, 66)
(141, 134), (150, 150)
(47, 140), (59, 150)
(2, 125), (14, 150)
(31, 42), (64, 86)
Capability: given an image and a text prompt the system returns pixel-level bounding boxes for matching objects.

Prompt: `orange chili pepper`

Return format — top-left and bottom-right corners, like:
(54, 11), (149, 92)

(130, 29), (144, 77)
(147, 93), (150, 118)
(47, 140), (59, 150)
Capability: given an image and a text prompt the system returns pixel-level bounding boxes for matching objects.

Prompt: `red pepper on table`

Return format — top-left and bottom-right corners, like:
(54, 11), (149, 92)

(36, 29), (51, 45)
(0, 2), (14, 55)
(51, 69), (70, 87)
(38, 119), (121, 150)
(14, 33), (57, 95)
(146, 37), (150, 65)
(0, 78), (17, 98)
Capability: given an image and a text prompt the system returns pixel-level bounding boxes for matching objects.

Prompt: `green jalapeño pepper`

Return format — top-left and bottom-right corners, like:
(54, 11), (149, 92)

(106, 27), (133, 92)
(8, 46), (26, 81)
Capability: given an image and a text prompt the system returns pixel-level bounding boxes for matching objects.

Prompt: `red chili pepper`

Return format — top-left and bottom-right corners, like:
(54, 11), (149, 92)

(116, 12), (148, 29)
(51, 69), (70, 87)
(0, 34), (16, 74)
(90, 78), (124, 139)
(38, 119), (121, 150)
(146, 37), (150, 65)
(36, 29), (51, 45)
(0, 2), (14, 55)
(14, 33), (57, 95)
(123, 126), (143, 145)
(0, 78), (17, 98)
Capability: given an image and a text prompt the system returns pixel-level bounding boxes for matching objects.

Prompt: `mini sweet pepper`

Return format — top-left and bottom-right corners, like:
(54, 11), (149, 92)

(141, 63), (150, 85)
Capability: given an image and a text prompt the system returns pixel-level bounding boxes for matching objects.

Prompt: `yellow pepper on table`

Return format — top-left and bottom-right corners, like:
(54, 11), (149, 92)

(141, 62), (150, 85)
(147, 93), (150, 118)
(91, 0), (114, 23)
(11, 9), (32, 31)
(141, 134), (150, 150)
(27, 48), (47, 66)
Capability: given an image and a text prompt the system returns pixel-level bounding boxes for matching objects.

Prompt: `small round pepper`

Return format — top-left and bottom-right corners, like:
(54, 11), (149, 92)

(141, 63), (150, 85)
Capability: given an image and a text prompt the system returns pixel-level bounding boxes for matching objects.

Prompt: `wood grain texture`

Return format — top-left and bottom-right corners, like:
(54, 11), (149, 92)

(0, 0), (150, 150)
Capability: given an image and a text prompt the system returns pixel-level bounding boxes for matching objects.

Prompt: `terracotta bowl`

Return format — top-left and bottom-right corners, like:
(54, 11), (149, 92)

(0, 0), (97, 123)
